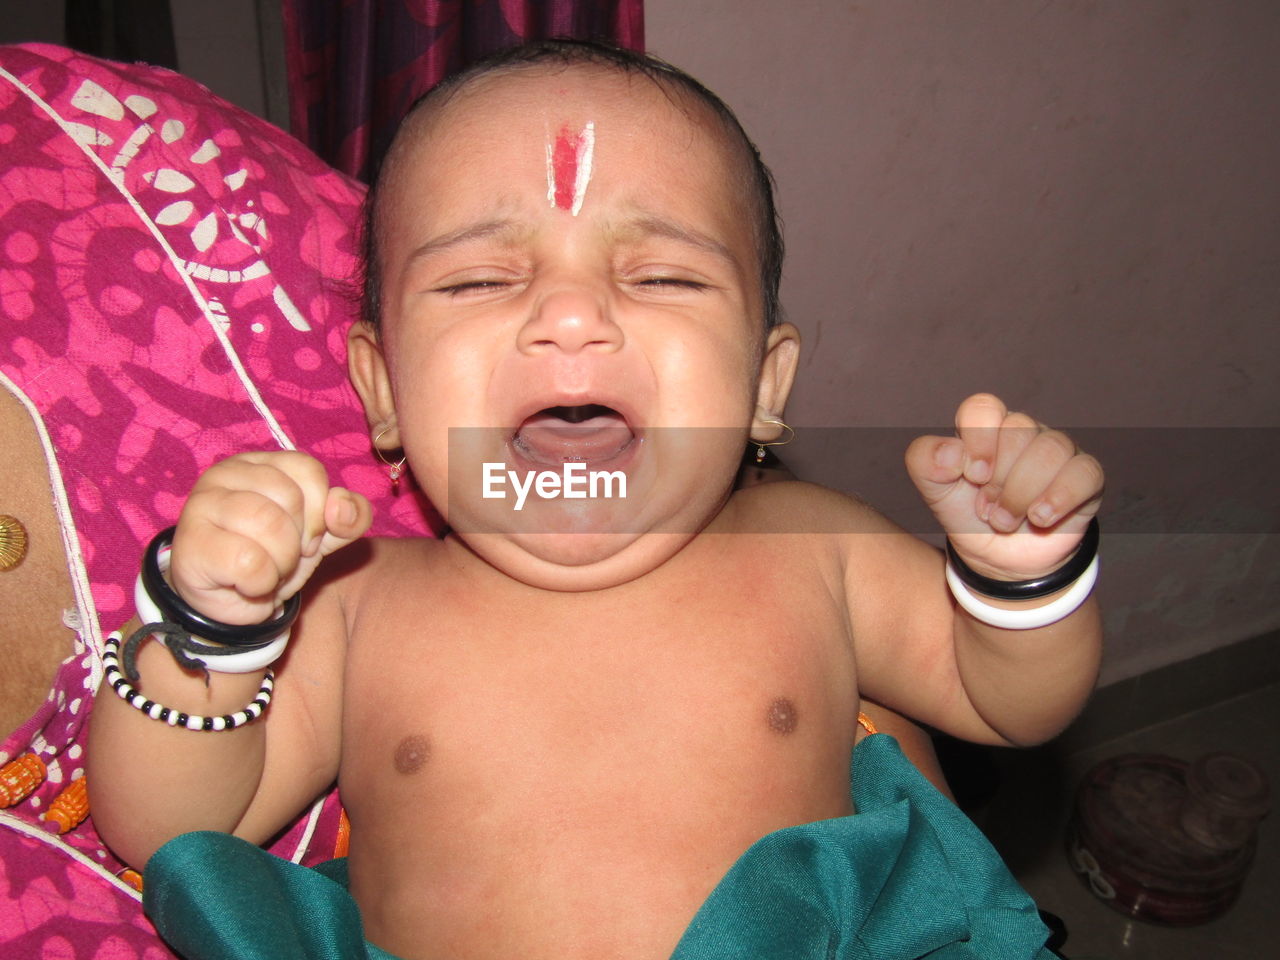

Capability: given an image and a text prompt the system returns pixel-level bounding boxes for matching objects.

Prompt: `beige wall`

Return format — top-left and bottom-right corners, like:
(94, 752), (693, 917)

(647, 0), (1280, 684)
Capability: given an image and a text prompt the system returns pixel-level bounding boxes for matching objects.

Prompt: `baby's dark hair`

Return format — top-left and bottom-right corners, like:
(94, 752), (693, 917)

(361, 38), (785, 333)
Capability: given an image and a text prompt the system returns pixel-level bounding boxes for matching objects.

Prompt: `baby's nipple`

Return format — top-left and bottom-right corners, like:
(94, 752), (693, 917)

(393, 735), (431, 775)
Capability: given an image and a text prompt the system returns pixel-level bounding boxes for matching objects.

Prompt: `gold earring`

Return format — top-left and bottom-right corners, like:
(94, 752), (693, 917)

(754, 419), (795, 463)
(373, 427), (407, 491)
(0, 514), (28, 571)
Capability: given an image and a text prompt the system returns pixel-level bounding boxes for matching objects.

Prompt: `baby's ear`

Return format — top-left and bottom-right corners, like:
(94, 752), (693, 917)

(347, 321), (399, 442)
(750, 322), (801, 440)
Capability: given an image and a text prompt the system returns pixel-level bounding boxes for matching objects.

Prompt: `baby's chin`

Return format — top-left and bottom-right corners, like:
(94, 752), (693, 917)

(433, 432), (745, 589)
(454, 528), (699, 592)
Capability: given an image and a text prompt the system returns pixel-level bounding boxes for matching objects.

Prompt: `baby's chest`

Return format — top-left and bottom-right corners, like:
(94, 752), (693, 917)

(340, 574), (859, 827)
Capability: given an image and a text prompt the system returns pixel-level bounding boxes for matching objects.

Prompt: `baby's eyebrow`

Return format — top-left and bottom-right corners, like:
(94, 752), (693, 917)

(404, 219), (527, 266)
(614, 214), (738, 267)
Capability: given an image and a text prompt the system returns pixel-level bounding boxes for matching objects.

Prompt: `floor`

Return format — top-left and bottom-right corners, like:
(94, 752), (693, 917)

(964, 682), (1278, 960)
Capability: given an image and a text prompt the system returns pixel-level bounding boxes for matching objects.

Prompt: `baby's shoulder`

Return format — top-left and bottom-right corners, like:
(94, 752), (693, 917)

(725, 479), (894, 535)
(360, 533), (452, 576)
(311, 533), (450, 602)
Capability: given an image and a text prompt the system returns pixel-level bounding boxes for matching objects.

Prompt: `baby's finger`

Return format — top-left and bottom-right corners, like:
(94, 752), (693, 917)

(191, 454), (322, 547)
(197, 520), (290, 601)
(1025, 453), (1105, 529)
(977, 412), (1040, 521)
(270, 488), (374, 603)
(954, 393), (1008, 485)
(989, 429), (1081, 531)
(179, 486), (305, 594)
(234, 451), (333, 557)
(320, 488), (374, 554)
(988, 413), (1041, 486)
(904, 435), (966, 503)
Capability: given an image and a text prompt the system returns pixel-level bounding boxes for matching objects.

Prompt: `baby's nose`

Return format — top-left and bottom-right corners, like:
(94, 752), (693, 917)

(517, 289), (622, 355)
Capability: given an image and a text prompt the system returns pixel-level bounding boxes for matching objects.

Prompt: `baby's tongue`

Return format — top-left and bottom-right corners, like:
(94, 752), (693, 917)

(514, 407), (633, 466)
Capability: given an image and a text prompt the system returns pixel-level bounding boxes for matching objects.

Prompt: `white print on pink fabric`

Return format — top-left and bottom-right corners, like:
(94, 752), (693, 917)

(68, 77), (311, 334)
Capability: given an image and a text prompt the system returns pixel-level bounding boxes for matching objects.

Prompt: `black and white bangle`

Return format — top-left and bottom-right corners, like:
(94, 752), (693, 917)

(946, 517), (1099, 601)
(142, 527), (300, 646)
(102, 632), (274, 731)
(945, 518), (1100, 630)
(135, 527), (295, 674)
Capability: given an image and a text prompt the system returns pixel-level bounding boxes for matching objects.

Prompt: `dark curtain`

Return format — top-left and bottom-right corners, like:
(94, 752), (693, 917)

(65, 0), (178, 69)
(281, 0), (644, 183)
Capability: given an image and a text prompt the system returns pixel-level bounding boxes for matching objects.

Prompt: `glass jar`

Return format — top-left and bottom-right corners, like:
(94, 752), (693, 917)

(1066, 752), (1270, 925)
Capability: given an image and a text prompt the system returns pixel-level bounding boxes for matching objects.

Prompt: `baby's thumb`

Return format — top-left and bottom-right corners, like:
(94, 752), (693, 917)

(319, 487), (373, 556)
(904, 434), (964, 505)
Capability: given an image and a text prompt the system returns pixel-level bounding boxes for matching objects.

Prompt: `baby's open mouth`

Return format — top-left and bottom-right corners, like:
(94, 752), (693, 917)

(511, 404), (636, 466)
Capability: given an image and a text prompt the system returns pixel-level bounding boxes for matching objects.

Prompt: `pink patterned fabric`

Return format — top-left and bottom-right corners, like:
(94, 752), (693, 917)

(0, 43), (438, 956)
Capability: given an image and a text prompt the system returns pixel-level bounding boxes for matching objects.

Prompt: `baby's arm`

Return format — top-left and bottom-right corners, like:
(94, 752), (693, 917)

(87, 452), (371, 868)
(848, 394), (1104, 747)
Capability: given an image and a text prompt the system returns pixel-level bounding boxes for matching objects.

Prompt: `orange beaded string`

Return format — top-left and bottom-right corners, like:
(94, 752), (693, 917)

(0, 753), (47, 807)
(334, 808), (351, 859)
(118, 868), (144, 892)
(43, 776), (89, 834)
(1, 755), (143, 887)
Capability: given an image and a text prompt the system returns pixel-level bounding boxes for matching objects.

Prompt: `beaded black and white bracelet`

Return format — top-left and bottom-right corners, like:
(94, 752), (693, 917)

(102, 632), (274, 731)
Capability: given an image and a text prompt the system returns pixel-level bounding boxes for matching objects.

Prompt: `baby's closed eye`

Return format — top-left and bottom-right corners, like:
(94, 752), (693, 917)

(634, 276), (709, 290)
(435, 278), (515, 296)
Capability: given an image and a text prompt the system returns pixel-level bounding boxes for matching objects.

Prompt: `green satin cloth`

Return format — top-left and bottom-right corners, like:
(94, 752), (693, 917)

(144, 735), (1055, 959)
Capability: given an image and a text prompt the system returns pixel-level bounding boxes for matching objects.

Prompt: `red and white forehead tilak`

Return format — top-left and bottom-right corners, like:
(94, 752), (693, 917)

(546, 122), (596, 216)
